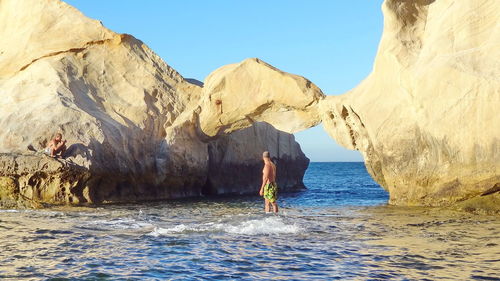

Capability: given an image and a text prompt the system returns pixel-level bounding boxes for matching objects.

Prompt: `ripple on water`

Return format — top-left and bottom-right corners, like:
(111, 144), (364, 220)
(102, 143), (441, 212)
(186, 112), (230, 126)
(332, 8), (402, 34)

(0, 163), (498, 280)
(0, 203), (498, 280)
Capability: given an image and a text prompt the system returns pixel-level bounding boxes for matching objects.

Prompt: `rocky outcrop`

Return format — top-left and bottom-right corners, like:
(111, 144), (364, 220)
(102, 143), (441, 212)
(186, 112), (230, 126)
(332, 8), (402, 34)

(0, 0), (309, 207)
(198, 58), (324, 137)
(320, 0), (500, 211)
(195, 1), (500, 212)
(205, 122), (308, 195)
(0, 0), (207, 204)
(0, 154), (90, 208)
(1, 0), (498, 212)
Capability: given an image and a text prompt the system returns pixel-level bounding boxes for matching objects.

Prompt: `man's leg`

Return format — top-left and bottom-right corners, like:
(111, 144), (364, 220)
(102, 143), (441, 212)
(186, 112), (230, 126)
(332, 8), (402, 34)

(271, 202), (279, 213)
(264, 199), (270, 212)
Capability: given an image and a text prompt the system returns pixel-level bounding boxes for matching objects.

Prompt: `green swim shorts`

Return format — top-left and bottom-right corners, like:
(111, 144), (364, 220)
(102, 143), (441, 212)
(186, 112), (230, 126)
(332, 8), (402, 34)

(264, 182), (278, 203)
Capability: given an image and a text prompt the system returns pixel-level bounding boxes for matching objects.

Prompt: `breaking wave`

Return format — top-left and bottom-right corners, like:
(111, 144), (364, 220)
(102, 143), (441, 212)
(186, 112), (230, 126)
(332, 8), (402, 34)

(148, 216), (303, 236)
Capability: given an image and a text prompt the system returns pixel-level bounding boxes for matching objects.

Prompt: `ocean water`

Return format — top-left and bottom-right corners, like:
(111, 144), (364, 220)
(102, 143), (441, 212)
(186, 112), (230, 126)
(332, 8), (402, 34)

(0, 162), (499, 280)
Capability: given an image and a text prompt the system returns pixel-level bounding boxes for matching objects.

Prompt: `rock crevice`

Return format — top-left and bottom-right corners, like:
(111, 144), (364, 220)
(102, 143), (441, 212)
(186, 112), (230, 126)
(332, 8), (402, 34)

(16, 36), (127, 74)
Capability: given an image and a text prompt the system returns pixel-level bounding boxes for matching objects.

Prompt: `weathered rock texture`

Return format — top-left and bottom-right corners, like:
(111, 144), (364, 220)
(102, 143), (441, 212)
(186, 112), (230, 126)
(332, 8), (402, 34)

(0, 154), (90, 208)
(1, 0), (499, 212)
(198, 58), (324, 137)
(320, 0), (500, 210)
(195, 0), (500, 212)
(0, 0), (309, 207)
(205, 122), (308, 195)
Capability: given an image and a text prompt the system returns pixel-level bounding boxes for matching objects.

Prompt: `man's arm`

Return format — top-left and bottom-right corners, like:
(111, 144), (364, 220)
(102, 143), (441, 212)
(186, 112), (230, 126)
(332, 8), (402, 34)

(47, 140), (55, 149)
(259, 164), (270, 196)
(55, 140), (67, 149)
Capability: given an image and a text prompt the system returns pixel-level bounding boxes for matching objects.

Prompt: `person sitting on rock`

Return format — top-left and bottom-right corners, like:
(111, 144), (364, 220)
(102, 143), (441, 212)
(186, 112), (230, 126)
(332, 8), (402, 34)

(45, 133), (67, 158)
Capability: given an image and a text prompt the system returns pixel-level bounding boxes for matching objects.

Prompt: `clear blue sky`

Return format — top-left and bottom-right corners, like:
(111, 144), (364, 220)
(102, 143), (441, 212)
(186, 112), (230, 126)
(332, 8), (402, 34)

(64, 0), (384, 162)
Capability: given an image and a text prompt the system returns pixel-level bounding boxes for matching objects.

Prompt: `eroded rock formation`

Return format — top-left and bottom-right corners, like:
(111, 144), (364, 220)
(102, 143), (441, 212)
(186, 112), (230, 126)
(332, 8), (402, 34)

(0, 0), (309, 207)
(198, 58), (324, 137)
(205, 122), (308, 195)
(1, 0), (498, 212)
(194, 0), (500, 212)
(0, 154), (90, 208)
(323, 0), (500, 211)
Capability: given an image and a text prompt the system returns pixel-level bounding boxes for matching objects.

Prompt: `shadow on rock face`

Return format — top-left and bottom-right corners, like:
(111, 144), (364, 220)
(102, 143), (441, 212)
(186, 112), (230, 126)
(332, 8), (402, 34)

(65, 143), (91, 160)
(203, 122), (309, 196)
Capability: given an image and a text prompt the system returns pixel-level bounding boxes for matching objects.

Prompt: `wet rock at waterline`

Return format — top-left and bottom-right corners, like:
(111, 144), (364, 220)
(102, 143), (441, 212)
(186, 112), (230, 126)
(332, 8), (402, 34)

(0, 154), (91, 208)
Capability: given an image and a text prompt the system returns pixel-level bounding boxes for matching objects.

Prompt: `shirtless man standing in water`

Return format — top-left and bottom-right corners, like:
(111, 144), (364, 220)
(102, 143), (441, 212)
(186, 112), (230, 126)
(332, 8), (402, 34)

(259, 151), (278, 213)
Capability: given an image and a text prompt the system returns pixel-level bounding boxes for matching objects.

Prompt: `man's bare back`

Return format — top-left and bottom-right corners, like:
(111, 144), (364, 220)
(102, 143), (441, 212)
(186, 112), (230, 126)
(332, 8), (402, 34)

(263, 162), (276, 183)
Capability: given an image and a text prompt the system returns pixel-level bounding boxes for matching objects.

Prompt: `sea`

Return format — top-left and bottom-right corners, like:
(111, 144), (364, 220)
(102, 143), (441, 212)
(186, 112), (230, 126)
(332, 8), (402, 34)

(0, 162), (498, 280)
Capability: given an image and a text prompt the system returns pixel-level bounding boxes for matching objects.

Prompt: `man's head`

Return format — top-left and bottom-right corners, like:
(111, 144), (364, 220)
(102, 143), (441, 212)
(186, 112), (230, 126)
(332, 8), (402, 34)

(262, 151), (270, 160)
(54, 133), (62, 141)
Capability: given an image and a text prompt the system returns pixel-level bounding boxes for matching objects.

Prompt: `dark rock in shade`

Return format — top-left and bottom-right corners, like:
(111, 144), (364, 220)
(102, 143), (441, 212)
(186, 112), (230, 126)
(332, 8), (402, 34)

(204, 122), (308, 196)
(0, 122), (308, 207)
(185, 78), (204, 87)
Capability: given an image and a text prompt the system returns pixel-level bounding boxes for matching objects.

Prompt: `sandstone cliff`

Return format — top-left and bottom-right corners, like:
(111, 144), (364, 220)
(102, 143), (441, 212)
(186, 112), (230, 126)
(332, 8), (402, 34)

(0, 0), (309, 207)
(322, 0), (500, 211)
(1, 0), (498, 213)
(194, 1), (500, 212)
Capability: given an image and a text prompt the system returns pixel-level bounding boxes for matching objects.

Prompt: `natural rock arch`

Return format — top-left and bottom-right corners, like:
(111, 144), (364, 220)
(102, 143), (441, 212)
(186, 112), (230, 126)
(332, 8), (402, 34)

(193, 0), (500, 212)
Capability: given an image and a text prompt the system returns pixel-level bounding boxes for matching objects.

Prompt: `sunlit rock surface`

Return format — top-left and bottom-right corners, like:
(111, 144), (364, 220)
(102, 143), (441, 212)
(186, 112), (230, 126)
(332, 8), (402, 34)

(0, 0), (308, 207)
(195, 0), (500, 212)
(320, 0), (500, 210)
(198, 58), (324, 137)
(1, 0), (498, 213)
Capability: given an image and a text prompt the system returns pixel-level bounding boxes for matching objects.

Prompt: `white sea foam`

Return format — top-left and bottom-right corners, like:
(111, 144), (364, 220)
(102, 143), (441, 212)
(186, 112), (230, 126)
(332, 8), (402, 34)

(82, 218), (153, 230)
(0, 209), (20, 213)
(148, 216), (302, 237)
(149, 224), (193, 236)
(222, 216), (301, 235)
